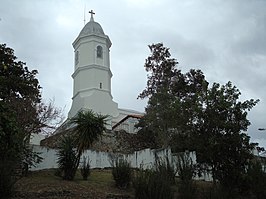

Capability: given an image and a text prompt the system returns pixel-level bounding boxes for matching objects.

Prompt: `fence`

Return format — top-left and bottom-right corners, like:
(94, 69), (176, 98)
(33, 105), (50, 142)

(30, 145), (212, 181)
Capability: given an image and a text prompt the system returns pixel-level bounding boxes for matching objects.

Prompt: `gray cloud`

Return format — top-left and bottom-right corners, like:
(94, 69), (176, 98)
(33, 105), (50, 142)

(0, 0), (265, 146)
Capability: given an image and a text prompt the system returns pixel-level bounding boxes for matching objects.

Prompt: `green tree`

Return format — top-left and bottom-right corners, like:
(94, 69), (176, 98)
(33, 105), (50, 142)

(0, 44), (62, 196)
(138, 43), (259, 193)
(138, 43), (208, 148)
(195, 82), (258, 192)
(0, 43), (42, 197)
(70, 110), (107, 178)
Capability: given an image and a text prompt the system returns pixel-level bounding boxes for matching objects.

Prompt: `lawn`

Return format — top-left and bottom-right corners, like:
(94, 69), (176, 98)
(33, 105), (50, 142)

(12, 169), (134, 199)
(11, 169), (214, 199)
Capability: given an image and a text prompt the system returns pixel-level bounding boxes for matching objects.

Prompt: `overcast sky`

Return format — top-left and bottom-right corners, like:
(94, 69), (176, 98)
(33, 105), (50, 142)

(0, 0), (265, 147)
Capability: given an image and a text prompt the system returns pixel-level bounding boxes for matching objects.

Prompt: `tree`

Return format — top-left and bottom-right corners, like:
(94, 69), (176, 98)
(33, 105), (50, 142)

(137, 43), (208, 147)
(137, 43), (179, 146)
(69, 110), (107, 178)
(0, 43), (42, 196)
(0, 44), (63, 196)
(0, 102), (23, 197)
(138, 43), (259, 192)
(195, 81), (258, 191)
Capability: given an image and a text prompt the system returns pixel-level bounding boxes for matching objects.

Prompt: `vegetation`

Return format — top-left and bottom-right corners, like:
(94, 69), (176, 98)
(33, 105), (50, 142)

(12, 169), (134, 199)
(80, 156), (91, 180)
(1, 42), (263, 198)
(56, 136), (77, 180)
(133, 168), (174, 199)
(154, 156), (176, 185)
(244, 159), (266, 199)
(137, 43), (259, 195)
(55, 110), (107, 181)
(176, 153), (197, 199)
(0, 44), (62, 197)
(111, 158), (132, 189)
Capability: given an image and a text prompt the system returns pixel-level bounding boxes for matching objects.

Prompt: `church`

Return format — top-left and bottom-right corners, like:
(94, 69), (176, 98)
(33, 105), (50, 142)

(30, 11), (143, 147)
(67, 10), (143, 133)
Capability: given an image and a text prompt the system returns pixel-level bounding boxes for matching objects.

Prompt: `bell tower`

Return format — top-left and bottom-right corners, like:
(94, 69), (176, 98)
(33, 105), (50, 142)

(68, 11), (119, 119)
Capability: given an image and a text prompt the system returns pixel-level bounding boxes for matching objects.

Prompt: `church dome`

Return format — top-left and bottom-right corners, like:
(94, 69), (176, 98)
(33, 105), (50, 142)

(78, 18), (105, 37)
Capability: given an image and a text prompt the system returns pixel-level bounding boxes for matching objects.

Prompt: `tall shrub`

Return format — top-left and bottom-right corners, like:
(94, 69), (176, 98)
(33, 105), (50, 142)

(133, 168), (174, 199)
(112, 158), (132, 189)
(246, 160), (266, 199)
(176, 152), (197, 199)
(155, 156), (176, 184)
(57, 136), (77, 180)
(80, 156), (91, 180)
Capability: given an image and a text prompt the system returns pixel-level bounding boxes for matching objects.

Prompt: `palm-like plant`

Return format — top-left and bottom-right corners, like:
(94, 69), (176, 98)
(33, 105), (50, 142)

(70, 110), (107, 172)
(57, 136), (76, 180)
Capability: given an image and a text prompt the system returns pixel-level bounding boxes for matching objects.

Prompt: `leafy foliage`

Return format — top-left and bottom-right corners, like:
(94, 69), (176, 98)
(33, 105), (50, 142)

(195, 82), (259, 190)
(80, 156), (91, 180)
(154, 156), (176, 185)
(70, 110), (107, 155)
(133, 155), (175, 199)
(21, 144), (43, 176)
(137, 43), (208, 148)
(0, 102), (24, 198)
(133, 168), (174, 199)
(111, 158), (132, 189)
(138, 43), (259, 192)
(63, 110), (107, 180)
(0, 43), (45, 197)
(0, 160), (16, 198)
(245, 160), (266, 199)
(57, 136), (77, 180)
(176, 153), (197, 199)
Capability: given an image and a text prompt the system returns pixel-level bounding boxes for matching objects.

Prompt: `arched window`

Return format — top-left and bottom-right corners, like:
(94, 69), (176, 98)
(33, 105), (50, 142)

(96, 46), (103, 58)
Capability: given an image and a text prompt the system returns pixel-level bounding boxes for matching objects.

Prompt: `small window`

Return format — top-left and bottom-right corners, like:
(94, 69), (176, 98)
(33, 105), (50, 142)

(100, 82), (102, 89)
(97, 46), (103, 58)
(75, 51), (79, 65)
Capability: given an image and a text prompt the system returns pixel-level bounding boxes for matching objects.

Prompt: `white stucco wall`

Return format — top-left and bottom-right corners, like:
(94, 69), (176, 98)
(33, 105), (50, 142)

(30, 146), (212, 181)
(30, 134), (46, 145)
(31, 147), (171, 171)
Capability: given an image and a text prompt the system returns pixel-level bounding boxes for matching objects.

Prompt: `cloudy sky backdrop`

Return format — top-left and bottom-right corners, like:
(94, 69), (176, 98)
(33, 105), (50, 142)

(1, 0), (265, 146)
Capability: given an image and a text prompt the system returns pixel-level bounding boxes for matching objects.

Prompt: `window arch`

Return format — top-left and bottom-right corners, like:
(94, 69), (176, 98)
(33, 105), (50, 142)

(96, 46), (103, 58)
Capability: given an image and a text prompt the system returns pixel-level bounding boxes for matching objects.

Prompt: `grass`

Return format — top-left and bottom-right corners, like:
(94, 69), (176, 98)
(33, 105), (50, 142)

(12, 169), (213, 199)
(13, 169), (134, 199)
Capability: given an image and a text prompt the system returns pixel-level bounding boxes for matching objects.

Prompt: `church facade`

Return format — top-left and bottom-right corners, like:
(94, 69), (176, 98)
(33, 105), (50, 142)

(68, 11), (143, 132)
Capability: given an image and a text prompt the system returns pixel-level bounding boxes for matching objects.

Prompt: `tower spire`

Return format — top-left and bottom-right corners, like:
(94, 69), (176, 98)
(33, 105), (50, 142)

(89, 10), (95, 21)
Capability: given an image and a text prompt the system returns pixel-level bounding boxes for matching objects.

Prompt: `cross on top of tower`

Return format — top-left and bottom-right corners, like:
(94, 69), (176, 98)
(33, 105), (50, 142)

(89, 10), (95, 21)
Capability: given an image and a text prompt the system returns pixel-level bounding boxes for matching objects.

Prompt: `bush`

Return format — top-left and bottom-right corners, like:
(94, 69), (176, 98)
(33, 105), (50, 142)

(112, 158), (132, 189)
(54, 168), (62, 177)
(246, 160), (266, 199)
(57, 136), (77, 180)
(200, 185), (230, 199)
(155, 156), (176, 184)
(0, 160), (16, 198)
(176, 152), (197, 199)
(133, 168), (174, 199)
(80, 156), (90, 180)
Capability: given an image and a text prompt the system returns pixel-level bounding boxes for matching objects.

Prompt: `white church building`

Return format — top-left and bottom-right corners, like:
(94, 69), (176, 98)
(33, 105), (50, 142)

(31, 11), (143, 146)
(68, 11), (143, 132)
(29, 13), (209, 181)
